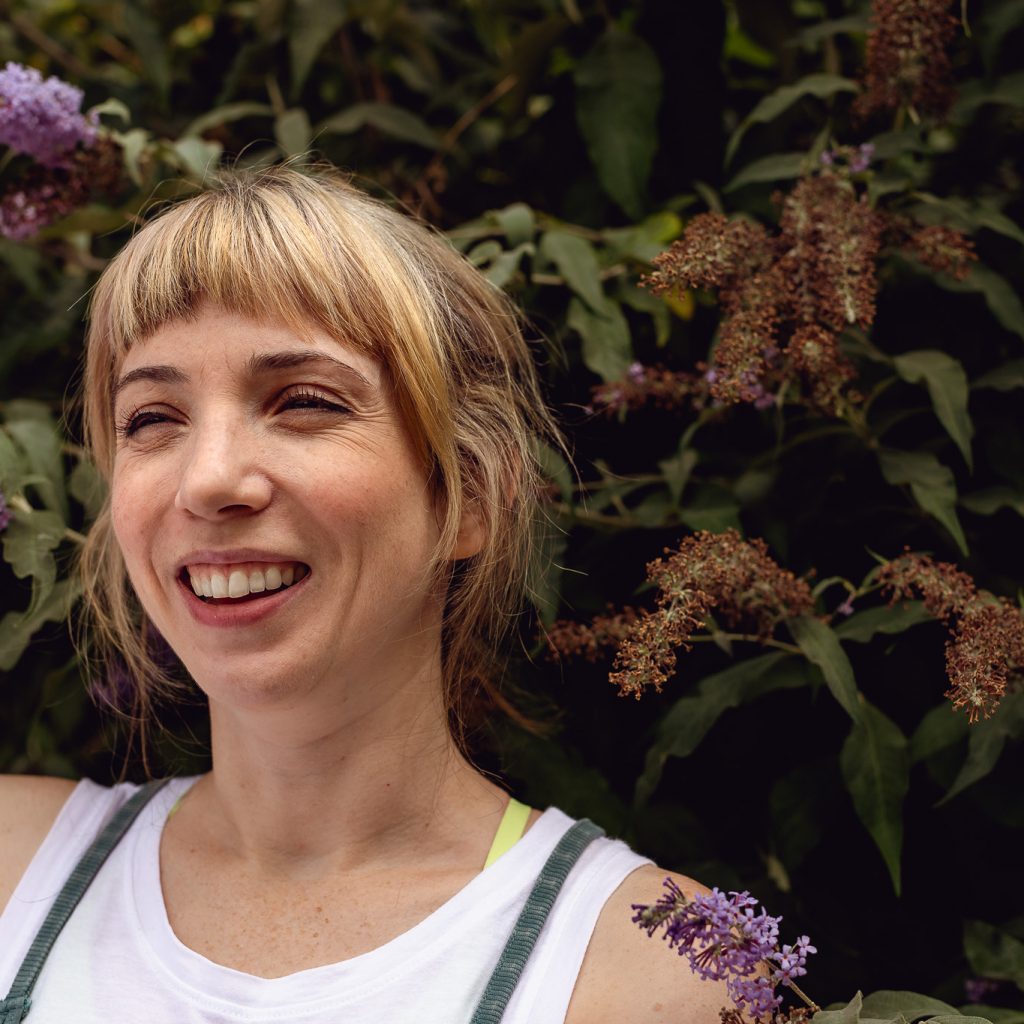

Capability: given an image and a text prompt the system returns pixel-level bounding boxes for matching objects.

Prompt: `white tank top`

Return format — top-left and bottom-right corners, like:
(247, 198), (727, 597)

(0, 775), (651, 1023)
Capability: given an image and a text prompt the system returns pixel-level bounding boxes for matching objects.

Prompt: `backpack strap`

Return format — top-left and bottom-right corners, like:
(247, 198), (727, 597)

(469, 818), (605, 1024)
(0, 778), (173, 1024)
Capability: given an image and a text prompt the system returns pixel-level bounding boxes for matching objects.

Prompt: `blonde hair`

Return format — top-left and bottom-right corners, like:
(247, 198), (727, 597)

(77, 163), (560, 771)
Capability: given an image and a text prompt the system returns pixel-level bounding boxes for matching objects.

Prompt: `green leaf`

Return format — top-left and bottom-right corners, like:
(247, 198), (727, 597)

(940, 691), (1024, 804)
(1, 507), (64, 581)
(619, 285), (671, 347)
(181, 103), (275, 138)
(493, 204), (535, 247)
(636, 653), (807, 805)
(0, 578), (79, 672)
(275, 107), (312, 157)
(566, 295), (633, 382)
(531, 517), (568, 628)
(834, 601), (930, 643)
(964, 920), (1024, 990)
(960, 1006), (1024, 1023)
(793, 14), (870, 46)
(726, 73), (858, 165)
(893, 351), (973, 469)
(840, 700), (909, 895)
(0, 428), (26, 491)
(960, 487), (1024, 519)
(87, 97), (131, 126)
(724, 151), (808, 192)
(909, 703), (970, 764)
(677, 482), (742, 533)
(574, 27), (662, 219)
(171, 137), (223, 181)
(289, 0), (349, 97)
(121, 3), (171, 106)
(317, 103), (440, 149)
(952, 70), (1024, 124)
(937, 265), (1024, 341)
(658, 447), (698, 506)
(115, 128), (152, 187)
(68, 458), (106, 524)
(878, 450), (968, 556)
(974, 359), (1024, 392)
(908, 195), (1024, 248)
(0, 239), (43, 295)
(813, 992), (865, 1024)
(484, 242), (533, 289)
(789, 615), (861, 721)
(860, 992), (959, 1021)
(604, 212), (682, 262)
(540, 231), (604, 311)
(4, 405), (68, 521)
(978, 0), (1024, 69)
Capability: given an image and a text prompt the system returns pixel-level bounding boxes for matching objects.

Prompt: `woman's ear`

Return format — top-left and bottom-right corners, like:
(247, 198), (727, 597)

(451, 498), (486, 560)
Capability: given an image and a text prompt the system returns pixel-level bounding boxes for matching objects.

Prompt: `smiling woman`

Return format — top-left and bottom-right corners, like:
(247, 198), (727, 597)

(0, 165), (728, 1024)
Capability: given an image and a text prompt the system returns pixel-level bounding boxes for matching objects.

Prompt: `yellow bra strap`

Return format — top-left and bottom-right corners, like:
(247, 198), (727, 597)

(483, 796), (532, 869)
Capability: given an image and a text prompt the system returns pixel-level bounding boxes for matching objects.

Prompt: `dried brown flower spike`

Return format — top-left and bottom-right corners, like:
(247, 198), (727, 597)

(853, 0), (960, 121)
(878, 551), (1024, 720)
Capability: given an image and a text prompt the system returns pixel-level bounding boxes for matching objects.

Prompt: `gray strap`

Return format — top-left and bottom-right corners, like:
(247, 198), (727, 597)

(0, 777), (172, 1024)
(469, 818), (605, 1024)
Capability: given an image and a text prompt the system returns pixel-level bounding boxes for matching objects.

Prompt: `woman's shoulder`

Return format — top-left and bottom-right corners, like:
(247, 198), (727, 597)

(0, 774), (80, 916)
(565, 863), (733, 1024)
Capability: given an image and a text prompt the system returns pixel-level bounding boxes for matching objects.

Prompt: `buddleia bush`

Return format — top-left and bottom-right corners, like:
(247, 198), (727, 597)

(2, 0), (1023, 1019)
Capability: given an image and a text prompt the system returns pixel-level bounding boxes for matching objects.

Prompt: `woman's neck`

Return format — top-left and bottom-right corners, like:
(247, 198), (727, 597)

(175, 666), (508, 882)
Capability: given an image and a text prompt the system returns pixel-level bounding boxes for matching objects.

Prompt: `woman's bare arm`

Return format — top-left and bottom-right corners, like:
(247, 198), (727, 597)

(566, 864), (737, 1024)
(0, 775), (78, 916)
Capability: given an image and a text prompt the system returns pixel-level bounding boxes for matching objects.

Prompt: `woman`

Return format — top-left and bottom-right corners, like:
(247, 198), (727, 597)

(0, 166), (727, 1022)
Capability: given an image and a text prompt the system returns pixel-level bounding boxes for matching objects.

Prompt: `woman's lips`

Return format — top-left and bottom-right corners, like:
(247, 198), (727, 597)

(176, 569), (309, 627)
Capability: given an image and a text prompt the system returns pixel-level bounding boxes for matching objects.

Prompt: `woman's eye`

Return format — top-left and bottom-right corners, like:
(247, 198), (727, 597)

(117, 410), (170, 438)
(281, 389), (351, 414)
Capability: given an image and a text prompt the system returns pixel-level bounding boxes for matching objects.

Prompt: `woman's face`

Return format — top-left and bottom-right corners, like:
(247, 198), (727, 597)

(111, 303), (454, 712)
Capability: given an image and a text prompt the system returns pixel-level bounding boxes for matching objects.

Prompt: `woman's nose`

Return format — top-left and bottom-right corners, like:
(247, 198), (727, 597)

(173, 418), (272, 519)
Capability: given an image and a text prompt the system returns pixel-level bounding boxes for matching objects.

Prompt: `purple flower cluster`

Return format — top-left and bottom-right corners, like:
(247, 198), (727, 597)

(819, 142), (875, 174)
(0, 490), (11, 532)
(633, 879), (816, 1021)
(0, 178), (79, 240)
(0, 61), (97, 168)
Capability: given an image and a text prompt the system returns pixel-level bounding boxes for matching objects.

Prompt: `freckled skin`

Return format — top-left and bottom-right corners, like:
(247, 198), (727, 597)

(112, 303), (447, 724)
(111, 304), (728, 1020)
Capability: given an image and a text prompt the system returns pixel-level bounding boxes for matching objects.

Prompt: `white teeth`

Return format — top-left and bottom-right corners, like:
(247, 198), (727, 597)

(228, 570), (248, 598)
(185, 562), (306, 600)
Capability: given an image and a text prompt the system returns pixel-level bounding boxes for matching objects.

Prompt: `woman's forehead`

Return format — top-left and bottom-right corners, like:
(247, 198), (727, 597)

(117, 304), (383, 384)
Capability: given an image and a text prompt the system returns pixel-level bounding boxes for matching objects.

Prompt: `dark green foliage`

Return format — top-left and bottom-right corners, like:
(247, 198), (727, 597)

(2, 0), (1023, 1017)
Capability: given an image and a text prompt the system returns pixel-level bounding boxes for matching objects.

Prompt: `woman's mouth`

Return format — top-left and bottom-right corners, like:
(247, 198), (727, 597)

(178, 561), (310, 604)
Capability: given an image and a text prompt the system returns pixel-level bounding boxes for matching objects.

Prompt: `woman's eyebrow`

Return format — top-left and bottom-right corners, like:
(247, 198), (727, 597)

(245, 350), (376, 396)
(113, 350), (376, 402)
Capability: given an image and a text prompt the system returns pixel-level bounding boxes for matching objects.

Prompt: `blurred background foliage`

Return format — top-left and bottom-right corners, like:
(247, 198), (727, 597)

(1, 0), (1023, 1017)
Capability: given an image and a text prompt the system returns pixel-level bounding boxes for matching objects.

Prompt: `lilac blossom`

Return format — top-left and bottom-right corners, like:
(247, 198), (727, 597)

(964, 977), (1000, 1004)
(850, 143), (875, 174)
(627, 361), (646, 385)
(0, 179), (79, 240)
(0, 61), (97, 168)
(0, 490), (11, 532)
(633, 880), (816, 1021)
